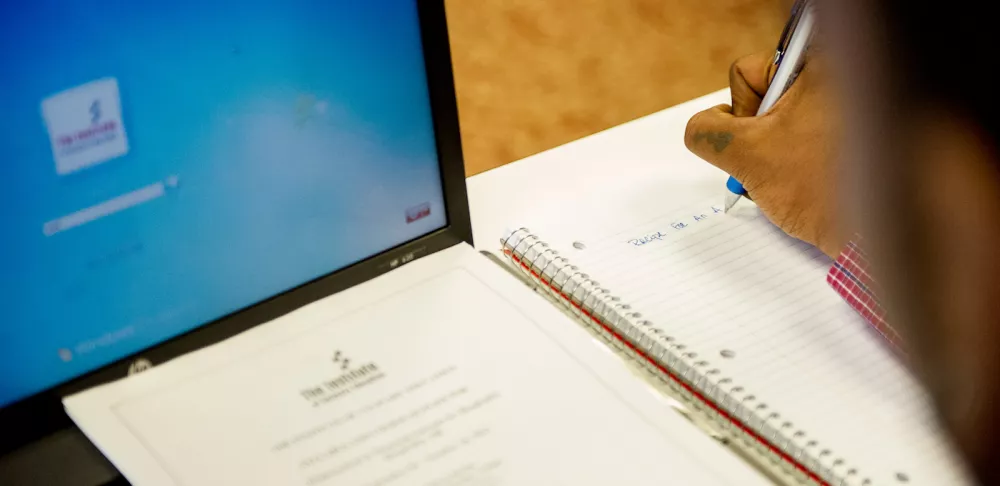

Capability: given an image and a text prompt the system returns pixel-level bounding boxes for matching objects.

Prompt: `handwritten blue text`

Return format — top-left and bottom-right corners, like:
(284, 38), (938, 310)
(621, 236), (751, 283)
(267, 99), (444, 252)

(627, 231), (668, 247)
(625, 205), (726, 247)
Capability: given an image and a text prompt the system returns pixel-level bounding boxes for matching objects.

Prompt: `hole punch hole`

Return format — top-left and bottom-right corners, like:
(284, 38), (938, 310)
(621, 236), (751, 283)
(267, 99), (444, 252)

(720, 349), (736, 358)
(572, 241), (587, 250)
(896, 472), (909, 483)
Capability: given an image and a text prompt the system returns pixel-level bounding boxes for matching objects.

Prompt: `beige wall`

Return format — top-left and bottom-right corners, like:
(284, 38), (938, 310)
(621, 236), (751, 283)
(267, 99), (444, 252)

(445, 0), (787, 175)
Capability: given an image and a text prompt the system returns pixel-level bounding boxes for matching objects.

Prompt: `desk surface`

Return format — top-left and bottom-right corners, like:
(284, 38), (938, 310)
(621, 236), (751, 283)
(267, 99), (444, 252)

(467, 89), (730, 249)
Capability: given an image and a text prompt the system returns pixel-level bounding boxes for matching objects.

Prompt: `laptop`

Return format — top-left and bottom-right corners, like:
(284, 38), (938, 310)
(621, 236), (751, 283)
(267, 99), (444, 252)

(0, 0), (467, 480)
(0, 2), (767, 485)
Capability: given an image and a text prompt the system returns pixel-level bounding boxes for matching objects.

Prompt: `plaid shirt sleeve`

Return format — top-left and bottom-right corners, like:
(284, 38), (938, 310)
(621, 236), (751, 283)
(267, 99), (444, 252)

(826, 240), (905, 353)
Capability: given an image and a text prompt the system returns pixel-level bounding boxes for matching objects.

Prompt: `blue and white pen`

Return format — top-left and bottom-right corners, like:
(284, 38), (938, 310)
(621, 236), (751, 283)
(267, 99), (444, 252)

(724, 0), (817, 213)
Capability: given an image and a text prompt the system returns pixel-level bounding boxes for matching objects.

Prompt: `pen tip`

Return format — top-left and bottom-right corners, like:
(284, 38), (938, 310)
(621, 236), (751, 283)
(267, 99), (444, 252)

(724, 193), (741, 214)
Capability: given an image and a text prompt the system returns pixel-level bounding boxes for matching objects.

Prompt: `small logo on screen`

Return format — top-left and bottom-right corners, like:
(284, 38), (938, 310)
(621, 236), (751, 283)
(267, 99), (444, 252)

(405, 202), (431, 224)
(41, 77), (129, 175)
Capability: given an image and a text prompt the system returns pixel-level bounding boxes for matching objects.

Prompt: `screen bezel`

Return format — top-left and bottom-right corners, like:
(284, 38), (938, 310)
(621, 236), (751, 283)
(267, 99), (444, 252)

(0, 0), (471, 456)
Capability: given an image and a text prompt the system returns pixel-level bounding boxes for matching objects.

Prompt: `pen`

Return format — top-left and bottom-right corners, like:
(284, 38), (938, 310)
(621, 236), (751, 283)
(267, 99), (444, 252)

(723, 0), (817, 213)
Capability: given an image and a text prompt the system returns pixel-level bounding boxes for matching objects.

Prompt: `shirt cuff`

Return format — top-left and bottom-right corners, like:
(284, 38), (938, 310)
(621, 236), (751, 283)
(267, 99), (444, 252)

(826, 241), (904, 353)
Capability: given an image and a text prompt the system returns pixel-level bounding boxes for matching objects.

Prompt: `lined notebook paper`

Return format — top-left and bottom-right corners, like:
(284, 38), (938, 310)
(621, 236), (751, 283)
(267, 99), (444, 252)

(505, 198), (970, 485)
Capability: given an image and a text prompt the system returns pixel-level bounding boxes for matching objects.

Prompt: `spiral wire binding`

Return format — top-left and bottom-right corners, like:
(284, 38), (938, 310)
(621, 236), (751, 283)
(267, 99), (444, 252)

(501, 228), (869, 486)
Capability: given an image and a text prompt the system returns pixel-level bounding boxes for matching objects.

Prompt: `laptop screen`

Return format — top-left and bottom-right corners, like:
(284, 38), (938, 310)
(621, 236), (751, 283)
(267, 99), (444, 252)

(0, 1), (447, 407)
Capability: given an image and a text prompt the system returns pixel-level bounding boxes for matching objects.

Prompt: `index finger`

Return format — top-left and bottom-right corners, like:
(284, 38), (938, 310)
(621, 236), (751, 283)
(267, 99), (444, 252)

(730, 51), (775, 117)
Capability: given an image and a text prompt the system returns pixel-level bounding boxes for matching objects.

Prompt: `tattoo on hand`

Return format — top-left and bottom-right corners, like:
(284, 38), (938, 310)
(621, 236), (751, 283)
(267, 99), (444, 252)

(692, 131), (734, 153)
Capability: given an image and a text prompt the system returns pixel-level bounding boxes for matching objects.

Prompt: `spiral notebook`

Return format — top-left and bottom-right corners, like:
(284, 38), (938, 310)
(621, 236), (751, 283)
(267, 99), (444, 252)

(498, 198), (971, 486)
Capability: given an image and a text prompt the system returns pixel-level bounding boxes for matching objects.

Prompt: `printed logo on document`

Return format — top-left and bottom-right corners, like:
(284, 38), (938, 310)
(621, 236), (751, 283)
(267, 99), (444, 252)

(41, 78), (129, 175)
(298, 350), (385, 406)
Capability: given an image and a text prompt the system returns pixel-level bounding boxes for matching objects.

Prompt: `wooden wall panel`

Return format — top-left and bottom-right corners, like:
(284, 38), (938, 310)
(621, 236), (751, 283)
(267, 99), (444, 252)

(445, 0), (787, 175)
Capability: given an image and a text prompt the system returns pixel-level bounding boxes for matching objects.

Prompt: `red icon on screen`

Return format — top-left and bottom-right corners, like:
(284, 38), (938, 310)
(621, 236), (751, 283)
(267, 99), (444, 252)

(406, 203), (431, 223)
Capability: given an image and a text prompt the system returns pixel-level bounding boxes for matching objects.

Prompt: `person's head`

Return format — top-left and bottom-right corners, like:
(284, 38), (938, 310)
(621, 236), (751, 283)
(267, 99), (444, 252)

(821, 0), (1000, 481)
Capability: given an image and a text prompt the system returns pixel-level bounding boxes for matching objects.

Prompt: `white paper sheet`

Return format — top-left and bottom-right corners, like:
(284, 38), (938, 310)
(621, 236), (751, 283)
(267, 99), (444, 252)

(467, 89), (731, 251)
(510, 195), (972, 485)
(65, 244), (769, 486)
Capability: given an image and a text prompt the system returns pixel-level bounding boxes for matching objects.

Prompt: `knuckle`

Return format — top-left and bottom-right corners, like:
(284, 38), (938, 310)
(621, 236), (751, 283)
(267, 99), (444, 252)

(728, 59), (742, 83)
(730, 52), (763, 83)
(683, 113), (706, 149)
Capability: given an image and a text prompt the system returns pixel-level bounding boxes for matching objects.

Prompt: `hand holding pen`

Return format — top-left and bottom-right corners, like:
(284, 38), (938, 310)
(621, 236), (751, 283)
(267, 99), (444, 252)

(682, 1), (846, 257)
(725, 0), (815, 213)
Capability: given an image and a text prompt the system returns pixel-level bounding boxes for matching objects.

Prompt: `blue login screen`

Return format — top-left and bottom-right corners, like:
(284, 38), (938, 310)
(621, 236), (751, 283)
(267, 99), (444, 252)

(0, 1), (447, 406)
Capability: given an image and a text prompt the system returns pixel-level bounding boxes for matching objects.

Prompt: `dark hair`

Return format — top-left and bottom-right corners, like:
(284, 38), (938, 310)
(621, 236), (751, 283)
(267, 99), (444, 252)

(871, 3), (1000, 484)
(880, 0), (998, 144)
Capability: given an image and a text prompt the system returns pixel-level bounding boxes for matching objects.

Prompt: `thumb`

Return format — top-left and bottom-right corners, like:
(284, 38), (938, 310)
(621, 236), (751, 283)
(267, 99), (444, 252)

(684, 103), (762, 182)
